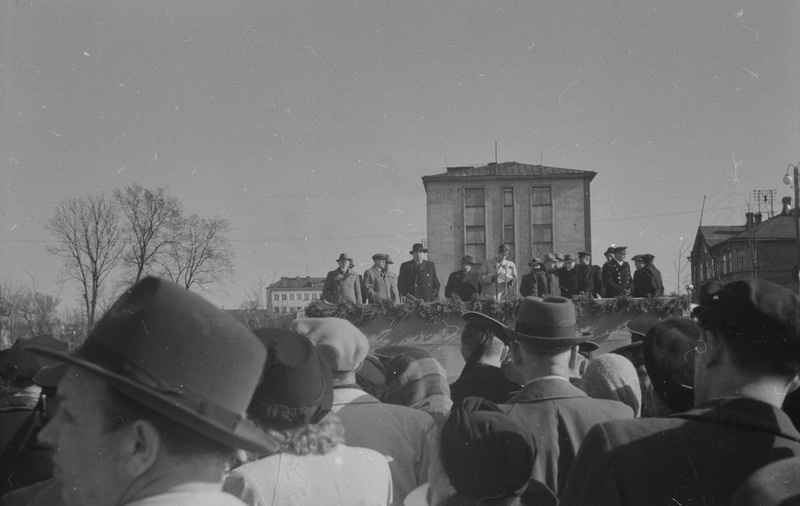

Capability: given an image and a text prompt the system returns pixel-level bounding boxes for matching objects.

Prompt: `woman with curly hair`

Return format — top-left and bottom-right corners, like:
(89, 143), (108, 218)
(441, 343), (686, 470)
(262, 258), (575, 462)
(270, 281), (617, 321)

(224, 329), (393, 505)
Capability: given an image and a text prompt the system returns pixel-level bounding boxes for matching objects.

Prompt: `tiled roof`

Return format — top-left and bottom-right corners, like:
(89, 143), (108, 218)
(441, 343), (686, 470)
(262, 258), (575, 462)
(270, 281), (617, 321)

(699, 214), (797, 248)
(268, 276), (325, 289)
(422, 161), (596, 182)
(698, 226), (745, 248)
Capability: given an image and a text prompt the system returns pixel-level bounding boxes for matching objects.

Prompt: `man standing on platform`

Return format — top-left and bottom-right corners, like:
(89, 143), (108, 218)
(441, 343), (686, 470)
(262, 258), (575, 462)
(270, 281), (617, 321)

(363, 253), (397, 303)
(480, 243), (517, 301)
(398, 243), (440, 302)
(575, 251), (602, 297)
(558, 253), (580, 298)
(323, 253), (362, 304)
(602, 246), (632, 298)
(632, 253), (664, 298)
(445, 255), (480, 301)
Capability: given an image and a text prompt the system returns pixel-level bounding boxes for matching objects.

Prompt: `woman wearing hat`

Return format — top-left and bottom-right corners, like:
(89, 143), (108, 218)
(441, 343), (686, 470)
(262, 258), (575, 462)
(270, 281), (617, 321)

(225, 329), (392, 505)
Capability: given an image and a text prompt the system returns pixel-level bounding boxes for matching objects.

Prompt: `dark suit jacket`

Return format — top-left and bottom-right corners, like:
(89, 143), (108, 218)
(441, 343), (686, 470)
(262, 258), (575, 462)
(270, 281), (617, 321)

(500, 378), (634, 497)
(632, 263), (664, 297)
(560, 397), (800, 506)
(574, 264), (602, 297)
(449, 363), (521, 406)
(444, 270), (478, 300)
(602, 260), (632, 297)
(397, 260), (440, 302)
(557, 267), (580, 298)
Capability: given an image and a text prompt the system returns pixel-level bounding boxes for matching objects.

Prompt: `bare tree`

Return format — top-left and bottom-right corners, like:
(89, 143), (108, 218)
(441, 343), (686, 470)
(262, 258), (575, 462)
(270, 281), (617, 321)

(0, 280), (25, 347)
(46, 195), (124, 328)
(157, 214), (234, 291)
(114, 183), (182, 284)
(672, 236), (692, 295)
(16, 290), (61, 338)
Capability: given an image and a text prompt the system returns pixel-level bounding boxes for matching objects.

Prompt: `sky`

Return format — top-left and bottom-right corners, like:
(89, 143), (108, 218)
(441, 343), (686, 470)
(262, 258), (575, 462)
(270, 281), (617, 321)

(2, 1), (799, 312)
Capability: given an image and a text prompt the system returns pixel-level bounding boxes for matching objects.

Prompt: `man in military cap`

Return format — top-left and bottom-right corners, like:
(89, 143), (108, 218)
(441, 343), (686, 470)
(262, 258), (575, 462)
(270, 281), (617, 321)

(499, 297), (633, 499)
(28, 277), (277, 506)
(449, 312), (520, 406)
(602, 246), (632, 298)
(323, 253), (362, 304)
(398, 243), (440, 302)
(562, 278), (800, 506)
(444, 256), (480, 301)
(632, 253), (664, 298)
(363, 253), (397, 303)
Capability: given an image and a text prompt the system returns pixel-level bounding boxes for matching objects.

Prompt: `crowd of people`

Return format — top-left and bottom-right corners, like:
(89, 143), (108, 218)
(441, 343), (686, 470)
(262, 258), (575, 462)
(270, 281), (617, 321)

(1, 272), (799, 505)
(322, 242), (665, 306)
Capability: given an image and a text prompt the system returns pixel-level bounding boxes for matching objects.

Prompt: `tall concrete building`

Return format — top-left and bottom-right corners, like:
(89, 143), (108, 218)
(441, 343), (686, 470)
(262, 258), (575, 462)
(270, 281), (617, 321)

(422, 161), (597, 273)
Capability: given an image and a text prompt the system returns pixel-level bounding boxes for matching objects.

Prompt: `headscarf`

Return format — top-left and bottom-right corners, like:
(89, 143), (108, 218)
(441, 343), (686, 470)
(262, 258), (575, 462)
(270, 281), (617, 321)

(383, 350), (452, 421)
(582, 353), (642, 417)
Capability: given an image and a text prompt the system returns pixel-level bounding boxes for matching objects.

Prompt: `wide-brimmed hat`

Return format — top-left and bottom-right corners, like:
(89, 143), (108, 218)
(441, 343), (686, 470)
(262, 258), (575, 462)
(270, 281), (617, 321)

(563, 253), (577, 262)
(372, 253), (388, 261)
(247, 329), (333, 431)
(543, 253), (560, 262)
(528, 257), (544, 267)
(631, 254), (644, 262)
(503, 297), (591, 348)
(335, 253), (352, 263)
(643, 318), (699, 414)
(626, 318), (660, 343)
(604, 246), (615, 256)
(0, 335), (67, 381)
(409, 243), (428, 254)
(459, 255), (476, 265)
(461, 311), (512, 345)
(25, 277), (277, 454)
(291, 317), (369, 373)
(641, 254), (655, 263)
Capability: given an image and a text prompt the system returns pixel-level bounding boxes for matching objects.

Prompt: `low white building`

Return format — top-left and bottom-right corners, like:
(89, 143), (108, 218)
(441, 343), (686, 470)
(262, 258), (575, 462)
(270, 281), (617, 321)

(266, 276), (325, 315)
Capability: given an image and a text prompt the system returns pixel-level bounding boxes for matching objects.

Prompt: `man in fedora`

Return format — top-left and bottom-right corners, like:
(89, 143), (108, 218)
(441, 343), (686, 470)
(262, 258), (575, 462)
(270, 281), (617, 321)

(480, 243), (518, 301)
(632, 253), (664, 298)
(499, 296), (634, 499)
(323, 253), (362, 304)
(541, 253), (562, 296)
(398, 243), (440, 302)
(557, 253), (580, 298)
(561, 279), (800, 506)
(363, 253), (397, 303)
(449, 312), (521, 406)
(290, 317), (435, 506)
(602, 246), (632, 297)
(519, 257), (547, 297)
(444, 255), (480, 301)
(27, 277), (277, 506)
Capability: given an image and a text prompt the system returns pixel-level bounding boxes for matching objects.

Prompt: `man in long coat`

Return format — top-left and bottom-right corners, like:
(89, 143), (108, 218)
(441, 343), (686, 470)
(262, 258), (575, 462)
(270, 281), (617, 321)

(557, 253), (580, 298)
(323, 253), (362, 304)
(398, 243), (440, 302)
(363, 253), (397, 303)
(444, 256), (480, 300)
(499, 297), (633, 499)
(519, 258), (547, 297)
(561, 279), (800, 506)
(602, 246), (632, 297)
(632, 253), (664, 297)
(574, 251), (601, 297)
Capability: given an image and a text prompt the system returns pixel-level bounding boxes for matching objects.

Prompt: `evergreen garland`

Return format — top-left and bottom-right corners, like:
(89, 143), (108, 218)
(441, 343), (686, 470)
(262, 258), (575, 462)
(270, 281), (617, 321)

(304, 292), (692, 326)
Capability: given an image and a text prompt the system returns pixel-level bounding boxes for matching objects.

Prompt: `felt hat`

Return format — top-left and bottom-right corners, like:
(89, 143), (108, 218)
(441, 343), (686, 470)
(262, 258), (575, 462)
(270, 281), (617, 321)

(440, 397), (535, 501)
(631, 254), (644, 262)
(247, 329), (333, 431)
(563, 253), (577, 262)
(503, 296), (591, 348)
(409, 243), (428, 254)
(578, 251), (591, 258)
(335, 253), (352, 263)
(578, 339), (600, 353)
(290, 317), (370, 373)
(543, 253), (559, 262)
(25, 277), (277, 454)
(459, 255), (477, 265)
(643, 318), (699, 413)
(604, 246), (615, 256)
(33, 362), (68, 389)
(461, 311), (512, 345)
(692, 278), (800, 357)
(371, 253), (388, 261)
(626, 318), (660, 343)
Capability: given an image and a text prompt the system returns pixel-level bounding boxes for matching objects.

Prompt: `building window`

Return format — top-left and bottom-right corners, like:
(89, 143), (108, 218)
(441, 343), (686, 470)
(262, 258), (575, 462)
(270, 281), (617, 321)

(281, 294), (287, 301)
(502, 187), (515, 260)
(312, 293), (318, 300)
(273, 293), (279, 301)
(304, 293), (310, 301)
(531, 186), (553, 257)
(464, 188), (486, 261)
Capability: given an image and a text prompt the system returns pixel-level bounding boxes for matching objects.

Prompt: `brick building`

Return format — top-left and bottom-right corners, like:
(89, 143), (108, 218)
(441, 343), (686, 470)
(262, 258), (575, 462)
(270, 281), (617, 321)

(421, 161), (597, 273)
(267, 276), (325, 314)
(690, 199), (799, 292)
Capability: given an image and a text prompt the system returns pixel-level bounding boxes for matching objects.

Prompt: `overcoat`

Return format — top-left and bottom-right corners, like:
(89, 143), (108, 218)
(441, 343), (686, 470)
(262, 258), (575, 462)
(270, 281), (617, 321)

(449, 363), (521, 406)
(397, 260), (440, 302)
(322, 268), (362, 304)
(362, 265), (397, 303)
(500, 378), (634, 498)
(444, 270), (478, 300)
(557, 266), (580, 298)
(632, 263), (664, 297)
(519, 270), (548, 297)
(560, 397), (800, 506)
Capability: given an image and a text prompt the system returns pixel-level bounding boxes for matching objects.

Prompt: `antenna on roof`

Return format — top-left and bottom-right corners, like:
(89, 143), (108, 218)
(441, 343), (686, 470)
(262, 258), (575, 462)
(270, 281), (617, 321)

(698, 194), (706, 227)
